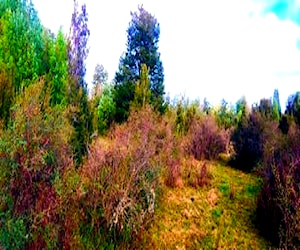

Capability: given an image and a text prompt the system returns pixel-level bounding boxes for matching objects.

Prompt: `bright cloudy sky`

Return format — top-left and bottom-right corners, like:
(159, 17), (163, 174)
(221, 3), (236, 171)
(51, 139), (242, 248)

(32, 0), (300, 109)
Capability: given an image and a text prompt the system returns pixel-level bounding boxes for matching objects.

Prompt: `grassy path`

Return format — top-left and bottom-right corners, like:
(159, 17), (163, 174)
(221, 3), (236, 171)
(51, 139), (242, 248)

(142, 162), (274, 249)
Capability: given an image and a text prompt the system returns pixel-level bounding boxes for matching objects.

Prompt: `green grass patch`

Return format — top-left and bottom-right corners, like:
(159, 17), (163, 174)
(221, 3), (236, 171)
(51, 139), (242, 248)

(142, 161), (274, 249)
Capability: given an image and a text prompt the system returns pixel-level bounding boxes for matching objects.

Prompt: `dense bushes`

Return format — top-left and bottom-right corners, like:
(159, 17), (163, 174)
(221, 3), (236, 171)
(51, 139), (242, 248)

(56, 106), (171, 248)
(230, 112), (276, 172)
(0, 81), (73, 248)
(187, 116), (229, 161)
(228, 102), (300, 248)
(1, 78), (299, 249)
(257, 123), (300, 248)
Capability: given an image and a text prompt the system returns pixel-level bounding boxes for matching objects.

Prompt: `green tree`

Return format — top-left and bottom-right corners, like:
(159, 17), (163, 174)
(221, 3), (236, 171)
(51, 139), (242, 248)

(0, 68), (13, 125)
(97, 84), (116, 135)
(286, 92), (300, 126)
(49, 29), (68, 106)
(0, 0), (45, 124)
(216, 99), (235, 129)
(272, 99), (280, 121)
(252, 98), (273, 120)
(272, 89), (281, 121)
(90, 64), (108, 133)
(114, 5), (165, 122)
(175, 100), (184, 135)
(235, 96), (248, 124)
(132, 64), (151, 109)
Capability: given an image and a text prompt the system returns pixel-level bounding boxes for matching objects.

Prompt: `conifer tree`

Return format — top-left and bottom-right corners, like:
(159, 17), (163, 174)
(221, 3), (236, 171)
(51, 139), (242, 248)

(272, 89), (281, 121)
(114, 5), (165, 122)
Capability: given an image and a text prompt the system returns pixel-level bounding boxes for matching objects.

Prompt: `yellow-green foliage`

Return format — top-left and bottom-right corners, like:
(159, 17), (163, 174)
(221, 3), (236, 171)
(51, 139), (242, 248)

(132, 63), (151, 109)
(142, 162), (272, 249)
(175, 98), (201, 135)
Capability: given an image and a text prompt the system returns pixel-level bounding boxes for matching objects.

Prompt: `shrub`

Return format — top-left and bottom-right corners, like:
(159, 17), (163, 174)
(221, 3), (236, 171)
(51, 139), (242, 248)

(0, 81), (73, 249)
(185, 160), (211, 188)
(230, 112), (276, 172)
(158, 109), (184, 188)
(164, 140), (183, 188)
(256, 123), (300, 248)
(59, 106), (167, 248)
(187, 116), (229, 160)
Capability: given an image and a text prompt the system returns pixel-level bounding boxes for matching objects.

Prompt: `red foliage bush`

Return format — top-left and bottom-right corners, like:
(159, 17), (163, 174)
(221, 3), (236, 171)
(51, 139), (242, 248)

(60, 106), (169, 247)
(0, 81), (73, 248)
(187, 116), (229, 161)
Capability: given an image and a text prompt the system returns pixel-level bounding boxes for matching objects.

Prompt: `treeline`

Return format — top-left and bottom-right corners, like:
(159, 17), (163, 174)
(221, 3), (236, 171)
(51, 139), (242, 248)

(0, 0), (91, 166)
(0, 1), (299, 249)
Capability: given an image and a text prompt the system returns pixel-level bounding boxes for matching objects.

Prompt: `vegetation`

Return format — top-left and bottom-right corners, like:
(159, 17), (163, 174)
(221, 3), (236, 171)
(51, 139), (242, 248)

(0, 1), (299, 249)
(143, 163), (272, 249)
(114, 5), (165, 122)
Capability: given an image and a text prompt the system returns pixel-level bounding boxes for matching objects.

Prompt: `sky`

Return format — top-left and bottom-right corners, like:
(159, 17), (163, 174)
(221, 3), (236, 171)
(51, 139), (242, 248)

(32, 0), (300, 109)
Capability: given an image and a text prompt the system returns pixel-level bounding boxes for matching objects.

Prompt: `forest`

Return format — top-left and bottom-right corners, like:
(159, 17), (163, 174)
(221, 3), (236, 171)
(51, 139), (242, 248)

(0, 0), (299, 249)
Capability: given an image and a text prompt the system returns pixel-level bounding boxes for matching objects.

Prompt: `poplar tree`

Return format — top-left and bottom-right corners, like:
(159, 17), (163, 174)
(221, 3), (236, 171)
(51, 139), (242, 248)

(67, 0), (92, 165)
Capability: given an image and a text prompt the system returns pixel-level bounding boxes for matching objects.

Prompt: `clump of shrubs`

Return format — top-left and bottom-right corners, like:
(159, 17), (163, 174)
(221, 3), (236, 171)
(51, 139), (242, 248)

(256, 123), (300, 248)
(187, 116), (229, 161)
(60, 106), (168, 248)
(186, 161), (211, 188)
(230, 112), (277, 172)
(0, 81), (73, 249)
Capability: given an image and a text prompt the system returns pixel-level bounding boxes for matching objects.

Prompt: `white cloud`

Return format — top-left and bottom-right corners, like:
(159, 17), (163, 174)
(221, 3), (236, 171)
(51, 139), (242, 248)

(33, 0), (300, 109)
(157, 0), (300, 108)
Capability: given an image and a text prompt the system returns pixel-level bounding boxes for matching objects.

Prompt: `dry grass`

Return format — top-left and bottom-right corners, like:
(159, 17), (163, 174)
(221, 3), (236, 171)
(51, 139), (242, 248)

(142, 161), (274, 249)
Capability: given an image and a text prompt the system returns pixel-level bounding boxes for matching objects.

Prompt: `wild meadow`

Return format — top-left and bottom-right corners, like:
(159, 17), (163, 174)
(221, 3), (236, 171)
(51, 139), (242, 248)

(0, 1), (299, 249)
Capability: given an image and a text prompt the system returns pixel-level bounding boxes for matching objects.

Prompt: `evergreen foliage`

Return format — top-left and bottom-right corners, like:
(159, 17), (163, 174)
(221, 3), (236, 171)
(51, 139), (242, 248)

(0, 0), (44, 124)
(286, 92), (300, 126)
(272, 89), (281, 121)
(97, 84), (116, 135)
(114, 5), (165, 122)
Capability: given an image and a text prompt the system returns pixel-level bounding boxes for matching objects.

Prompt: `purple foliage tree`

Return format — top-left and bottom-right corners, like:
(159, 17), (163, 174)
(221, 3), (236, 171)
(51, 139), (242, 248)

(68, 0), (90, 93)
(67, 0), (92, 165)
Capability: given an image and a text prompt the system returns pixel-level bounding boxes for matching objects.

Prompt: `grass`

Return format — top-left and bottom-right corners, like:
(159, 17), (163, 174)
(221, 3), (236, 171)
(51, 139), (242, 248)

(141, 161), (274, 249)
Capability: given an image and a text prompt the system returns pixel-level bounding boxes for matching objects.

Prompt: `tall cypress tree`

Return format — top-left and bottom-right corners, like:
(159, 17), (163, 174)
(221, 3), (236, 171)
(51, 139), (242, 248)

(114, 5), (165, 122)
(272, 89), (281, 121)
